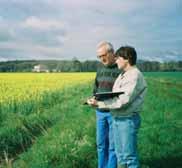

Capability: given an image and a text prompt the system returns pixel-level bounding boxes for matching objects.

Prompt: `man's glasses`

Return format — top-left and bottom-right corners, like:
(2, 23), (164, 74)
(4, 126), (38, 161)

(97, 53), (108, 59)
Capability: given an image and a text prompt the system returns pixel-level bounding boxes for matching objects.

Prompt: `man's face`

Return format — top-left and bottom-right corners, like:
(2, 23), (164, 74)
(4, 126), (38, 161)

(97, 46), (114, 66)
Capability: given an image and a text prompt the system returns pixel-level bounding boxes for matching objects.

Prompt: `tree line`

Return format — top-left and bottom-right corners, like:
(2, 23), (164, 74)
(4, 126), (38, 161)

(0, 59), (181, 72)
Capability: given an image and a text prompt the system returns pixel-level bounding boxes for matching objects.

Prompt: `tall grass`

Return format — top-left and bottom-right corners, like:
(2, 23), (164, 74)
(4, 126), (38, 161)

(0, 72), (181, 168)
(139, 72), (182, 168)
(11, 84), (97, 168)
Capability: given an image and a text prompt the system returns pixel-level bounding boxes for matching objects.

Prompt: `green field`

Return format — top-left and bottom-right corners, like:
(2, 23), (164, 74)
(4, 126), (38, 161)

(0, 72), (182, 168)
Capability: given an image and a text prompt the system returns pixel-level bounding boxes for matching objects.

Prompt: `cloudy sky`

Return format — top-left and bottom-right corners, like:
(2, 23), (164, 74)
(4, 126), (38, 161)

(0, 0), (181, 62)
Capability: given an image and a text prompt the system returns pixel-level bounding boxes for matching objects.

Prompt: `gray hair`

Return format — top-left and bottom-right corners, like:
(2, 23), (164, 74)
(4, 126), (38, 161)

(97, 41), (114, 53)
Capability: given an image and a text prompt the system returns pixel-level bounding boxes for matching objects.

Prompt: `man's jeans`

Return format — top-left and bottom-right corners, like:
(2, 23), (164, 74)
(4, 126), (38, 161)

(96, 110), (117, 168)
(113, 114), (141, 168)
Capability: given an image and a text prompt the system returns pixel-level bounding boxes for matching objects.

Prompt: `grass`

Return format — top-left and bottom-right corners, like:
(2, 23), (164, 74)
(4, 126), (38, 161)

(0, 72), (181, 168)
(12, 84), (97, 168)
(139, 72), (182, 168)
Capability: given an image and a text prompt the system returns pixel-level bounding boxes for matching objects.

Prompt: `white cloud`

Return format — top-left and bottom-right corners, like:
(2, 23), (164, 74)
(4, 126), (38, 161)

(0, 15), (3, 21)
(0, 56), (7, 62)
(0, 41), (65, 59)
(0, 0), (181, 61)
(22, 16), (66, 30)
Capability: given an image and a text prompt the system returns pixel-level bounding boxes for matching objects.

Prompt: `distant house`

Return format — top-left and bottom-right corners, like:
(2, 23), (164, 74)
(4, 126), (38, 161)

(32, 64), (49, 72)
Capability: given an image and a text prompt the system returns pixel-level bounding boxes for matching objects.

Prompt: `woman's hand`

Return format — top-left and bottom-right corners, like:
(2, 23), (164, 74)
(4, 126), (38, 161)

(87, 97), (98, 107)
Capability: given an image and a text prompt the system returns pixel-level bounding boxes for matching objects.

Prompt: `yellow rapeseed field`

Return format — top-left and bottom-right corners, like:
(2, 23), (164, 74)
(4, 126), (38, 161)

(0, 73), (95, 104)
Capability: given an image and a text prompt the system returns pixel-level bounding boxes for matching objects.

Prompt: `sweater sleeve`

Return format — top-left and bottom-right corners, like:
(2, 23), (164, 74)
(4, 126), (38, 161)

(97, 73), (139, 110)
(93, 73), (98, 95)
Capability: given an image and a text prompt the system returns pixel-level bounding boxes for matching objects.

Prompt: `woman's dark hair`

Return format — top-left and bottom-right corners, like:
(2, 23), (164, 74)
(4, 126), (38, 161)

(115, 46), (137, 65)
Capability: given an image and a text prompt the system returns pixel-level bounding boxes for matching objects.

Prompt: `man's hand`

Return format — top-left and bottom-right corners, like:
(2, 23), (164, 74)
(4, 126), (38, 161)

(87, 97), (98, 107)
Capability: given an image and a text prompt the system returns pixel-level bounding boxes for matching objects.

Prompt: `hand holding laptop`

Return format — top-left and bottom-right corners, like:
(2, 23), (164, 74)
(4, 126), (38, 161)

(87, 97), (98, 107)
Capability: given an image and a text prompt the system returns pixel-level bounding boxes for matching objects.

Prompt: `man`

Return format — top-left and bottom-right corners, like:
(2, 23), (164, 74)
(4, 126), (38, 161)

(88, 46), (147, 168)
(93, 41), (120, 168)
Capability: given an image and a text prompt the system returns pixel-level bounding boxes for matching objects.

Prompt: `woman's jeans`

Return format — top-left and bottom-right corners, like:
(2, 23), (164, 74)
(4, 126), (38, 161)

(113, 114), (141, 168)
(96, 110), (117, 168)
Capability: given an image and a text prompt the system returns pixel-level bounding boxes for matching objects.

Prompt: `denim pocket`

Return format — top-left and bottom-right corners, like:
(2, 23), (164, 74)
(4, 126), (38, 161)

(130, 114), (141, 130)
